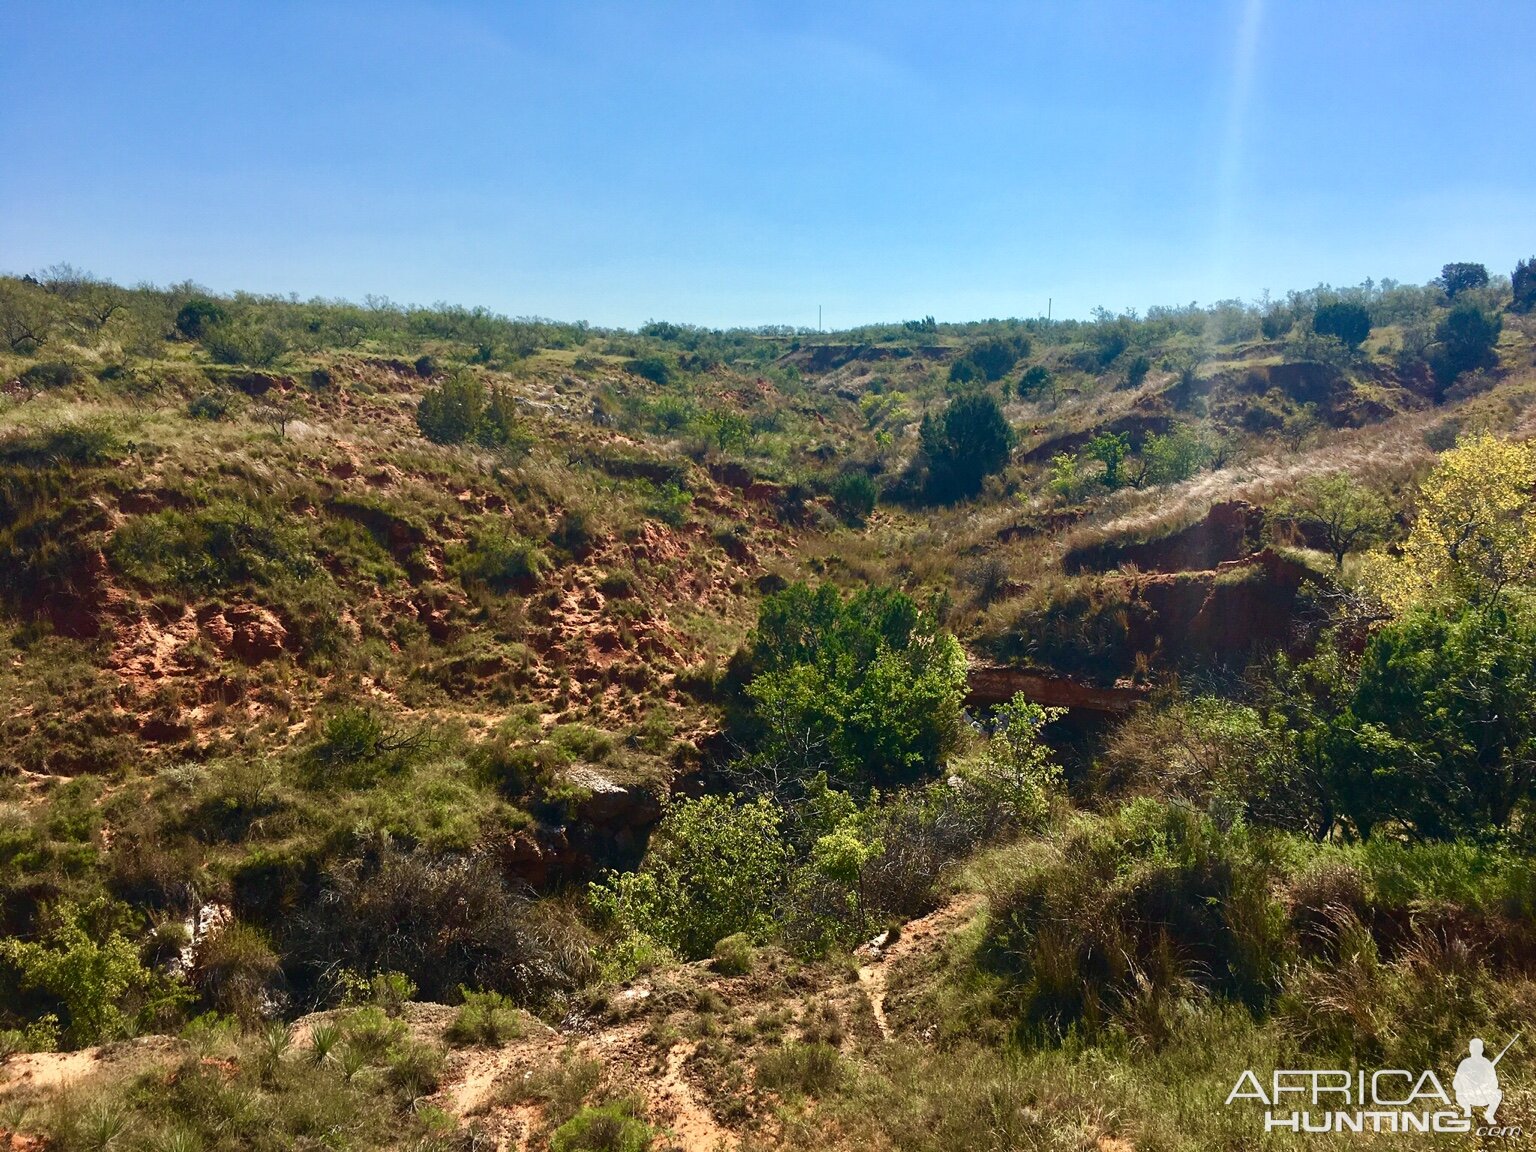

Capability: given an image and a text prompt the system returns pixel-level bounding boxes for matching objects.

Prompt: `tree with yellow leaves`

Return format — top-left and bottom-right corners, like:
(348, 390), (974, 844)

(1366, 433), (1536, 613)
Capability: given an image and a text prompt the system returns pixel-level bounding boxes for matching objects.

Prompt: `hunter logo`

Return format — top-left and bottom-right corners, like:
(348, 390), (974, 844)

(1226, 1035), (1522, 1137)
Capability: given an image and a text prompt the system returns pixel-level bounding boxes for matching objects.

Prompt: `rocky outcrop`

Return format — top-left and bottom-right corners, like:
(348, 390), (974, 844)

(199, 603), (287, 663)
(497, 769), (665, 890)
(1065, 500), (1265, 574)
(1019, 411), (1174, 464)
(779, 344), (951, 373)
(1125, 549), (1316, 663)
(966, 665), (1148, 714)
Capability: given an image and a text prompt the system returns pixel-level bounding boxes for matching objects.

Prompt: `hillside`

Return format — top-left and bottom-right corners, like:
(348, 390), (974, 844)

(3, 262), (1536, 1149)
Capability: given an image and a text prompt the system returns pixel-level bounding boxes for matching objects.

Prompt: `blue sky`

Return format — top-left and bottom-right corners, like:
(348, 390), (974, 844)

(3, 1), (1533, 328)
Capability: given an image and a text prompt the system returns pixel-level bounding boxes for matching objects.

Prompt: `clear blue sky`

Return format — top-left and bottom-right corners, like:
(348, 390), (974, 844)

(3, 1), (1533, 328)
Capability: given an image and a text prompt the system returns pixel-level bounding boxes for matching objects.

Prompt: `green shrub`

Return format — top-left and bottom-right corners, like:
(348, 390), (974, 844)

(919, 391), (1015, 503)
(626, 356), (671, 385)
(187, 391), (234, 420)
(980, 801), (1289, 1043)
(385, 1039), (443, 1098)
(754, 1042), (842, 1097)
(19, 361), (85, 389)
(1430, 302), (1501, 384)
(108, 501), (317, 592)
(203, 320), (288, 367)
(445, 988), (523, 1046)
(449, 526), (551, 591)
(737, 582), (967, 791)
(1514, 256), (1536, 313)
(1334, 601), (1536, 839)
(550, 1100), (653, 1152)
(192, 922), (280, 1023)
(1125, 354), (1151, 388)
(416, 373), (483, 444)
(303, 707), (422, 788)
(1439, 261), (1489, 299)
(175, 298), (226, 339)
(1017, 364), (1052, 398)
(711, 933), (755, 977)
(1136, 424), (1211, 486)
(829, 471), (877, 525)
(1312, 301), (1371, 349)
(0, 898), (191, 1047)
(590, 794), (789, 960)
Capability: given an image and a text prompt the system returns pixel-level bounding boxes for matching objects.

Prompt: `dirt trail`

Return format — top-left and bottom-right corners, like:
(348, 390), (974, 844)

(2, 896), (989, 1151)
(652, 1041), (735, 1152)
(0, 1035), (183, 1097)
(857, 894), (983, 1041)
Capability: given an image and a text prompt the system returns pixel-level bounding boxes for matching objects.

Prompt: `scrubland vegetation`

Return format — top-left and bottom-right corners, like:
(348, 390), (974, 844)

(3, 257), (1536, 1148)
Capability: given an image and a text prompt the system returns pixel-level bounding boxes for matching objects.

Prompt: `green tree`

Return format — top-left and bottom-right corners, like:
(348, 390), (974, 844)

(0, 899), (189, 1046)
(1513, 256), (1536, 314)
(590, 794), (789, 959)
(920, 392), (1015, 503)
(1344, 602), (1536, 839)
(627, 355), (671, 385)
(1085, 431), (1130, 488)
(1018, 364), (1052, 398)
(1274, 472), (1392, 569)
(1439, 262), (1489, 299)
(416, 373), (485, 444)
(829, 471), (877, 525)
(1430, 303), (1501, 385)
(967, 694), (1063, 827)
(174, 296), (227, 339)
(1137, 425), (1211, 487)
(738, 583), (967, 791)
(1312, 301), (1371, 349)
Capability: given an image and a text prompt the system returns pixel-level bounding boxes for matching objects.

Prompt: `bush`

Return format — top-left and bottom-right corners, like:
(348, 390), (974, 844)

(0, 898), (190, 1047)
(1017, 364), (1052, 398)
(108, 501), (317, 592)
(203, 320), (288, 367)
(979, 801), (1289, 1043)
(175, 297), (226, 339)
(737, 582), (967, 791)
(590, 794), (788, 960)
(1430, 302), (1501, 385)
(754, 1042), (842, 1096)
(1311, 301), (1371, 349)
(550, 1100), (653, 1152)
(187, 391), (234, 420)
(1513, 256), (1536, 313)
(919, 391), (1015, 503)
(192, 922), (280, 1023)
(1124, 354), (1150, 388)
(1439, 261), (1489, 299)
(829, 471), (877, 524)
(626, 356), (671, 385)
(711, 933), (755, 976)
(445, 988), (523, 1046)
(449, 526), (551, 591)
(19, 361), (85, 390)
(303, 706), (423, 788)
(1335, 601), (1536, 840)
(291, 845), (592, 1004)
(1136, 425), (1210, 486)
(416, 373), (483, 444)
(1084, 430), (1129, 488)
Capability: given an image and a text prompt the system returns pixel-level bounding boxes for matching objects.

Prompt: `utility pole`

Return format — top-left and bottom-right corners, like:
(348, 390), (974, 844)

(818, 305), (822, 333)
(1047, 297), (1052, 323)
